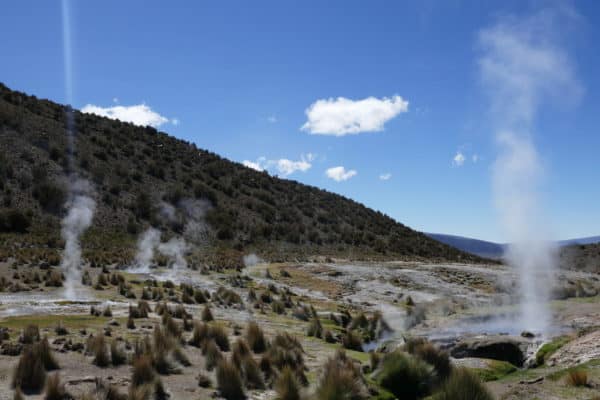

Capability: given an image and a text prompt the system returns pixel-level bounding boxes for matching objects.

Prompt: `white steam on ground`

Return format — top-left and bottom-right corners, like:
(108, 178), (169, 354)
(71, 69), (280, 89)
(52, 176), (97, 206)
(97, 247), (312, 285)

(130, 199), (211, 276)
(479, 7), (582, 334)
(158, 237), (189, 272)
(132, 228), (161, 273)
(243, 253), (262, 268)
(61, 180), (96, 299)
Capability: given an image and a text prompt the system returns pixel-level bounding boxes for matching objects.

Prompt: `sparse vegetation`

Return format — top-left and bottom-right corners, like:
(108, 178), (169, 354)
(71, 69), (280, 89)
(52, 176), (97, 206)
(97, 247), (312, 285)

(246, 321), (267, 353)
(216, 359), (246, 400)
(315, 350), (367, 400)
(12, 345), (47, 393)
(372, 351), (434, 400)
(432, 367), (494, 400)
(565, 369), (589, 387)
(44, 373), (70, 400)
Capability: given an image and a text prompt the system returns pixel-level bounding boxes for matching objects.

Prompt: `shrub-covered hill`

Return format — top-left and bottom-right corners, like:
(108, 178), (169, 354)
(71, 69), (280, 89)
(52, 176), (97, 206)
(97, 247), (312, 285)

(0, 83), (486, 264)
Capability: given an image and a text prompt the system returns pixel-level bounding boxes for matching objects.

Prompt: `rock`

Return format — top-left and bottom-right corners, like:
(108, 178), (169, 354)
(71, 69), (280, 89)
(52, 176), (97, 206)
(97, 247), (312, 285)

(108, 319), (120, 326)
(520, 377), (544, 384)
(1, 342), (22, 356)
(450, 335), (530, 366)
(547, 329), (600, 367)
(521, 331), (535, 339)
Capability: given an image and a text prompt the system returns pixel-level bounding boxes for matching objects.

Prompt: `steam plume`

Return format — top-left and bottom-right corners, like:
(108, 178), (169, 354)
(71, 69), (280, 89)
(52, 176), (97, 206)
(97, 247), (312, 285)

(479, 7), (582, 333)
(61, 181), (96, 299)
(133, 228), (161, 272)
(158, 237), (189, 271)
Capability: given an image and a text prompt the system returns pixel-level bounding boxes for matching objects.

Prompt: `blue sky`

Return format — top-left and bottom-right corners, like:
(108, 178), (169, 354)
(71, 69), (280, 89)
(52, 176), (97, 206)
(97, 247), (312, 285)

(2, 1), (599, 242)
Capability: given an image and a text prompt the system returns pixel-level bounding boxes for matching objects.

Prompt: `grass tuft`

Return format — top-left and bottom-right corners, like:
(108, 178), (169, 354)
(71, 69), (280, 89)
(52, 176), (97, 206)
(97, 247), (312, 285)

(432, 367), (494, 400)
(216, 359), (246, 400)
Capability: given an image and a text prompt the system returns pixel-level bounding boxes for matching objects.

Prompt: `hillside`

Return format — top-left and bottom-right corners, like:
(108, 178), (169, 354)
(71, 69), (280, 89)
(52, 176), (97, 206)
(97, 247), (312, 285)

(0, 83), (485, 265)
(426, 233), (506, 259)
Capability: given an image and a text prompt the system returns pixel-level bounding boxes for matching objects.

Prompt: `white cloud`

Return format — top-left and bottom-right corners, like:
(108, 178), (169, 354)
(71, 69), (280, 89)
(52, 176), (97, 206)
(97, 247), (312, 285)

(267, 115), (277, 123)
(326, 166), (357, 182)
(453, 152), (466, 167)
(301, 95), (409, 136)
(242, 155), (313, 176)
(379, 173), (392, 181)
(242, 159), (265, 172)
(81, 103), (169, 127)
(472, 154), (480, 163)
(274, 159), (311, 176)
(172, 118), (180, 126)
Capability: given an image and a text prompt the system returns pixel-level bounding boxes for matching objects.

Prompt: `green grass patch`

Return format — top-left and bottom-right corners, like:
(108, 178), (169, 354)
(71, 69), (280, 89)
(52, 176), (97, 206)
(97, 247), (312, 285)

(0, 313), (111, 330)
(471, 359), (517, 382)
(535, 336), (571, 366)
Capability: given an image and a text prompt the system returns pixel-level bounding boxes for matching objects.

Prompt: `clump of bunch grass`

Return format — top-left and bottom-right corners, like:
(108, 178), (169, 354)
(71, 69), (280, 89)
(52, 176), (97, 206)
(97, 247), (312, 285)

(341, 329), (363, 351)
(20, 324), (40, 344)
(275, 367), (301, 400)
(39, 337), (60, 370)
(372, 350), (434, 400)
(565, 369), (589, 387)
(307, 316), (323, 338)
(432, 367), (493, 400)
(12, 346), (46, 393)
(88, 334), (110, 367)
(202, 305), (214, 322)
(44, 373), (70, 400)
(110, 340), (127, 366)
(245, 321), (267, 353)
(315, 350), (367, 400)
(405, 337), (452, 381)
(216, 359), (245, 400)
(262, 332), (307, 386)
(204, 339), (224, 371)
(131, 355), (156, 388)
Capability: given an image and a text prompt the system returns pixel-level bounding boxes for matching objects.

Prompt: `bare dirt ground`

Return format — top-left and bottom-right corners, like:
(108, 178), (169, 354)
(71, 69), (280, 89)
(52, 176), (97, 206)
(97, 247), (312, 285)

(0, 258), (599, 399)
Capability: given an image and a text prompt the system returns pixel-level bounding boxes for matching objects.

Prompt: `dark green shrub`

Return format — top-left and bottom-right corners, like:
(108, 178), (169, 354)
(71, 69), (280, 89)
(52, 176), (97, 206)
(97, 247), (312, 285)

(372, 351), (434, 400)
(432, 367), (494, 400)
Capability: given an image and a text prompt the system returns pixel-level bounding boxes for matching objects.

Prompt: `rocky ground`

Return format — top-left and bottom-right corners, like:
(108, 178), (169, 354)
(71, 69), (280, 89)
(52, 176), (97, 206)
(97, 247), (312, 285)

(0, 258), (599, 399)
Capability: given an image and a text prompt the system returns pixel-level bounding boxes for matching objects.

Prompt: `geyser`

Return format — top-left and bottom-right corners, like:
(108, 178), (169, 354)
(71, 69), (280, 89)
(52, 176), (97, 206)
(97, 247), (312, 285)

(60, 180), (96, 299)
(479, 7), (582, 334)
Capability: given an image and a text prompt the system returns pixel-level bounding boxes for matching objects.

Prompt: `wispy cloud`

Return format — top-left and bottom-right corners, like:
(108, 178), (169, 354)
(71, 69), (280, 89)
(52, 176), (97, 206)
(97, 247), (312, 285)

(379, 173), (392, 181)
(242, 154), (314, 176)
(242, 158), (266, 172)
(301, 95), (408, 136)
(452, 151), (466, 167)
(81, 103), (171, 127)
(326, 166), (357, 182)
(267, 115), (277, 123)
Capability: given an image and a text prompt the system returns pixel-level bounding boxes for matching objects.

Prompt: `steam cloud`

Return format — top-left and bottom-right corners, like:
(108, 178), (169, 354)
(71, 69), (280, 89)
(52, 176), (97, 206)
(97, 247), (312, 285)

(158, 237), (189, 271)
(61, 180), (96, 299)
(479, 7), (582, 333)
(133, 228), (161, 272)
(130, 198), (211, 275)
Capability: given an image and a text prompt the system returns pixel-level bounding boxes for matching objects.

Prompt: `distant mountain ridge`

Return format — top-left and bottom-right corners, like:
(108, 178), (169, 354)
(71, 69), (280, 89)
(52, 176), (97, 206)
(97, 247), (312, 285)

(426, 233), (600, 259)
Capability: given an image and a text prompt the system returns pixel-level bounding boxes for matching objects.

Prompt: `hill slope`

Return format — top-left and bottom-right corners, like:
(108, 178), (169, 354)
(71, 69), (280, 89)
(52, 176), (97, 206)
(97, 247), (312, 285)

(426, 233), (506, 259)
(0, 83), (485, 264)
